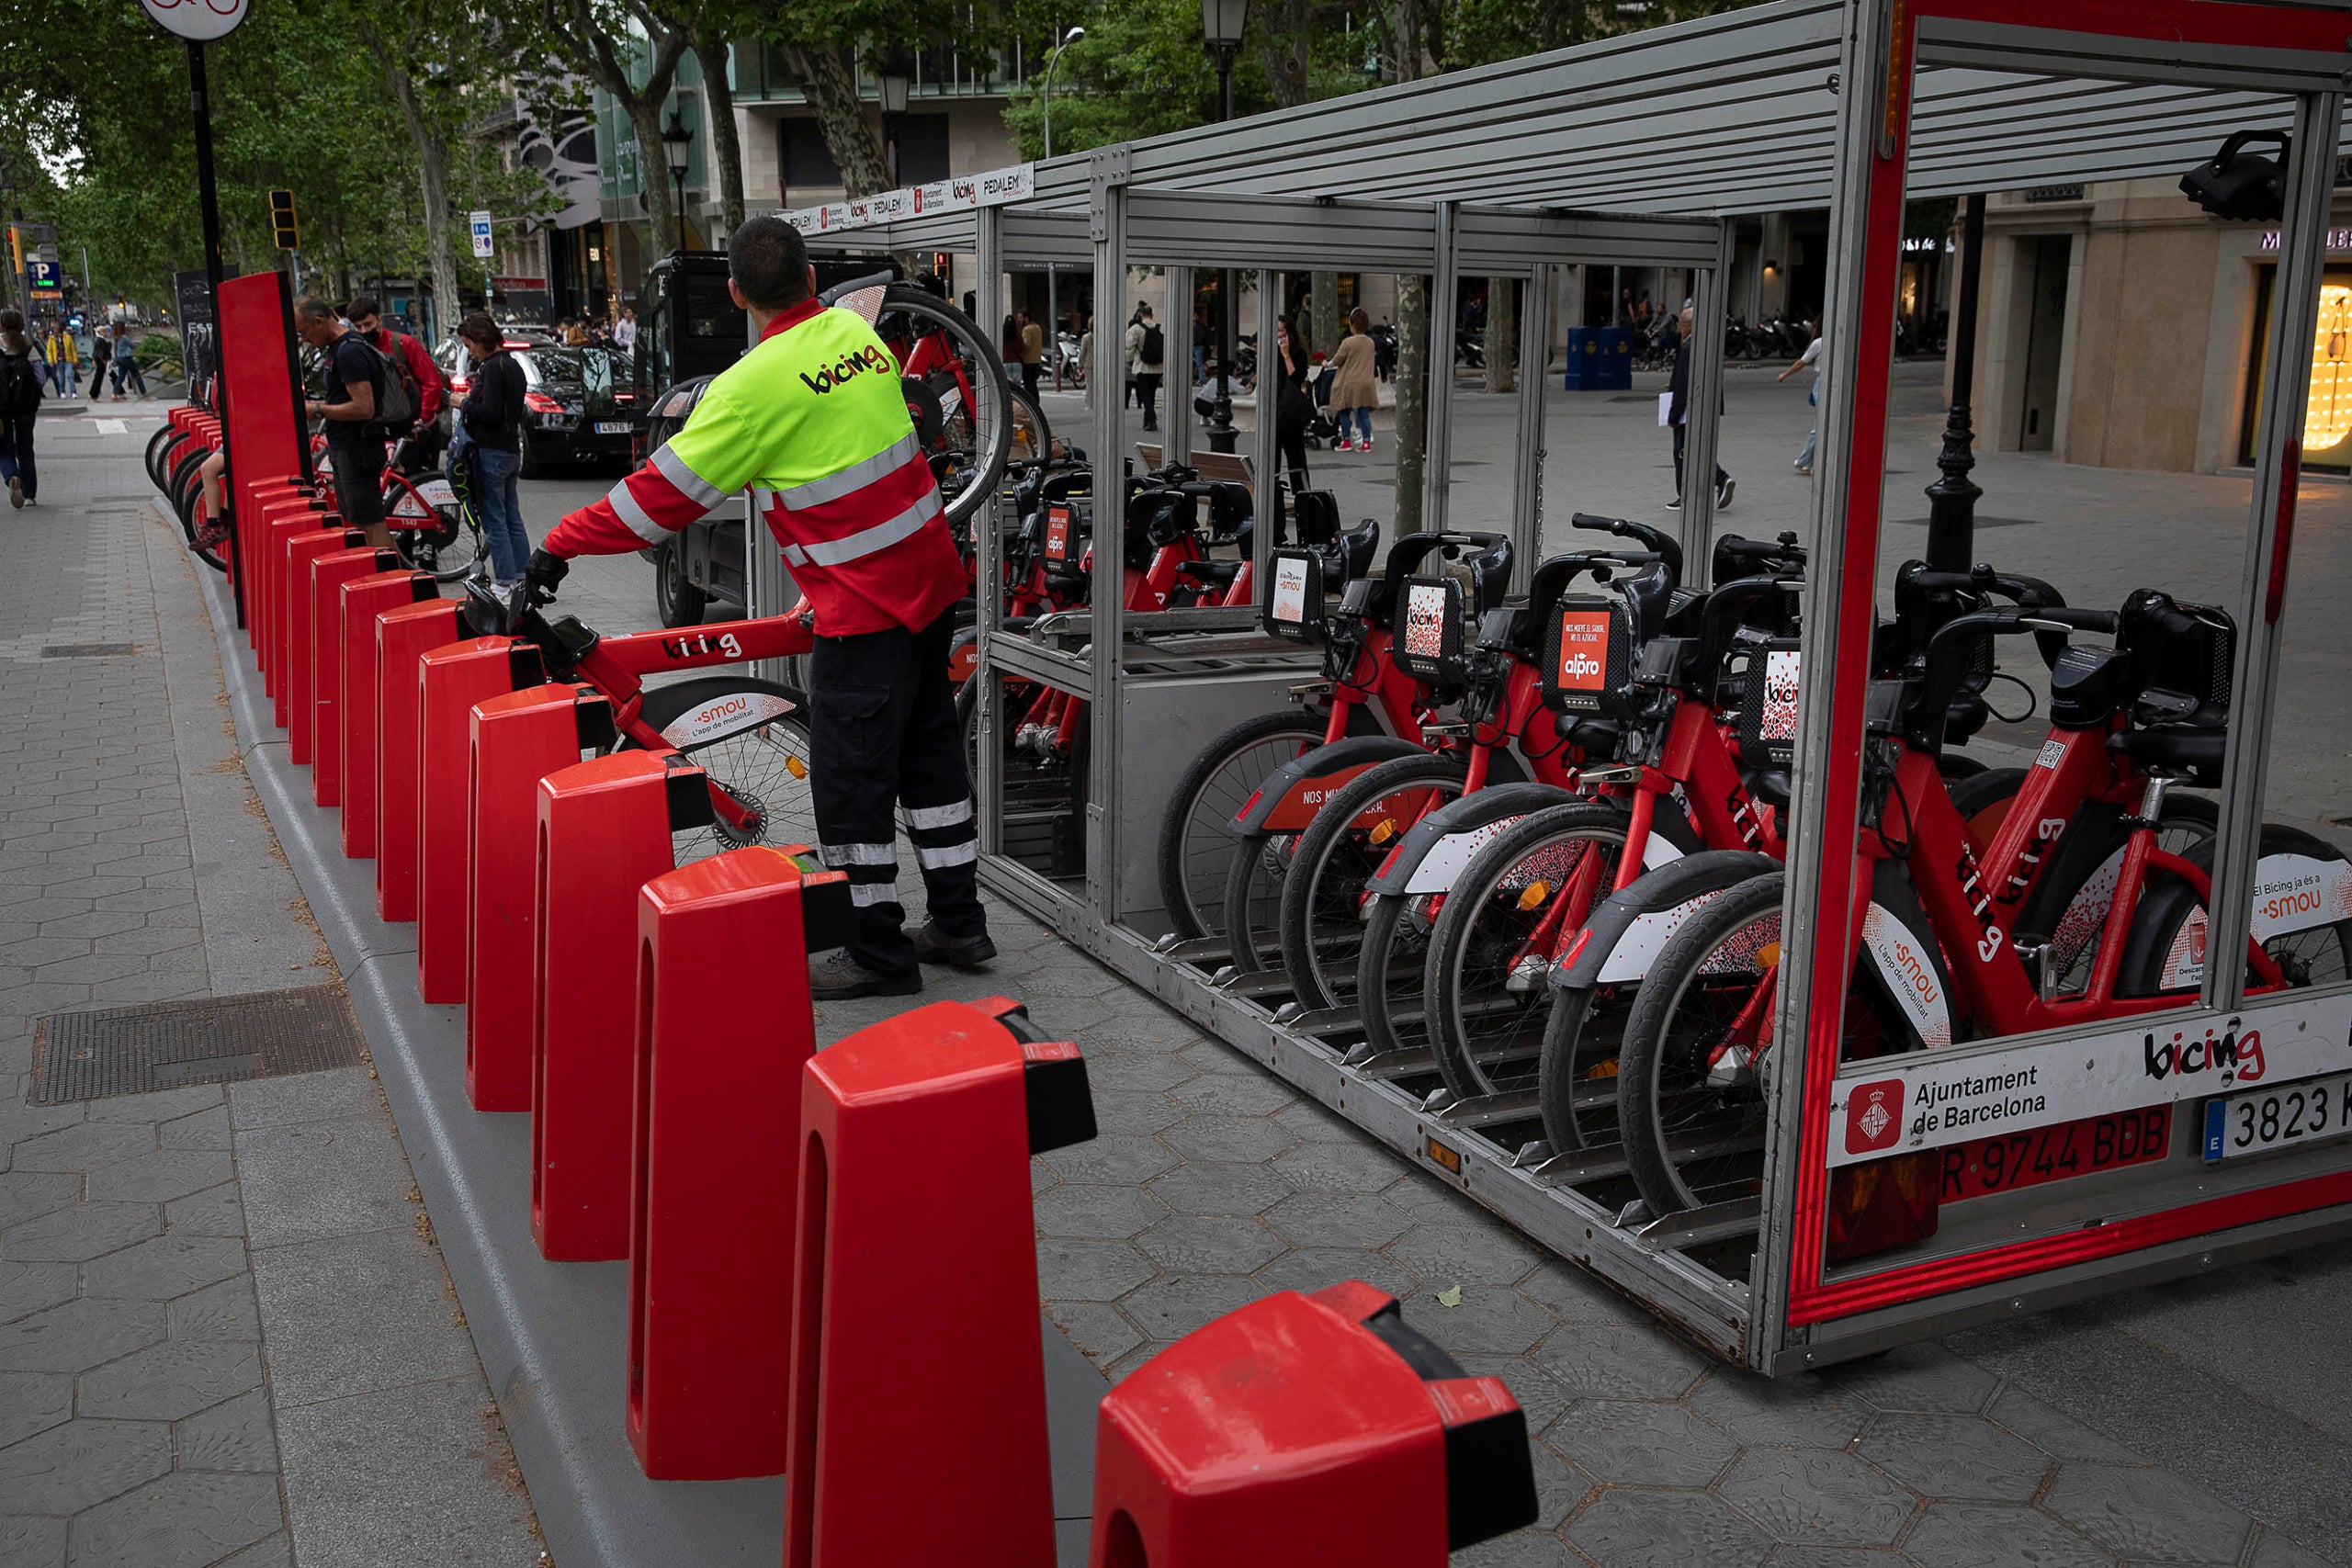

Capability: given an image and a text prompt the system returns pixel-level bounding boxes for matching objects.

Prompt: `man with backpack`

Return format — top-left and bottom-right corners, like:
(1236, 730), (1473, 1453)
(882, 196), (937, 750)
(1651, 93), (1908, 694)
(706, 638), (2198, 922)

(295, 294), (397, 547)
(1124, 302), (1165, 434)
(347, 297), (444, 472)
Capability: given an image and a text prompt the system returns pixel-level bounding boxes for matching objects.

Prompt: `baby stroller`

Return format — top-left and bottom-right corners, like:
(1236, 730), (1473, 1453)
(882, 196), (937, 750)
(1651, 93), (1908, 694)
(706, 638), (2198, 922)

(1304, 361), (1341, 450)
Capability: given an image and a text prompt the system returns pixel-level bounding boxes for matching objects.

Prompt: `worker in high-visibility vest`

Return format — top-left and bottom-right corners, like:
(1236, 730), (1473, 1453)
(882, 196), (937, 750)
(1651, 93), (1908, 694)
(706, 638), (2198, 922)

(531, 217), (990, 998)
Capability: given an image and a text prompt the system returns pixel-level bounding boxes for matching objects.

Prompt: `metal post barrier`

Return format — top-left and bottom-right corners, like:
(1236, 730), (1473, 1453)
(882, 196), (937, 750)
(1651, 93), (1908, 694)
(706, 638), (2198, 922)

(627, 845), (850, 1480)
(1088, 1280), (1537, 1564)
(338, 571), (437, 858)
(415, 642), (543, 1004)
(306, 549), (398, 809)
(784, 998), (1096, 1568)
(464, 684), (613, 1111)
(372, 600), (469, 920)
(528, 750), (706, 1260)
(280, 527), (363, 764)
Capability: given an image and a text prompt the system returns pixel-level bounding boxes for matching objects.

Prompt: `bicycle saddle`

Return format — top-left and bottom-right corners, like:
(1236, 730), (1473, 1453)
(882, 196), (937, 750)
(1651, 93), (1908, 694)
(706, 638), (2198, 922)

(1182, 558), (1245, 588)
(2108, 726), (2226, 784)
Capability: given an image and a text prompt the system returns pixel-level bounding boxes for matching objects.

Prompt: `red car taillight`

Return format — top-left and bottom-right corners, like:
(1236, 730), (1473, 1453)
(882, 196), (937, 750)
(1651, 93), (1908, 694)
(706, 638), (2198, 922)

(524, 391), (564, 414)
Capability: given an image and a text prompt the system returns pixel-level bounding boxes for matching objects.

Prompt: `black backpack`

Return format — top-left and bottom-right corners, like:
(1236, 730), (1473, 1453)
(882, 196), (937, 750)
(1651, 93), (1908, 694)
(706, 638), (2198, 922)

(0, 349), (43, 416)
(343, 331), (416, 430)
(1140, 322), (1164, 364)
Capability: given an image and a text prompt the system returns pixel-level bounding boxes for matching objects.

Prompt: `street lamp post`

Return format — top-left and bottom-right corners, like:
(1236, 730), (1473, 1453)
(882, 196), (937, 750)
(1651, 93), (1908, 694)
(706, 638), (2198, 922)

(877, 60), (912, 183)
(1922, 193), (1987, 576)
(1041, 26), (1084, 392)
(661, 107), (694, 252)
(1201, 0), (1248, 453)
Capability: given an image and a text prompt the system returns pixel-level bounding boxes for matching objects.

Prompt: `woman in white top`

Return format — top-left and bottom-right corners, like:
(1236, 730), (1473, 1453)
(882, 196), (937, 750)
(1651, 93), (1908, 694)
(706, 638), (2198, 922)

(1775, 326), (1824, 476)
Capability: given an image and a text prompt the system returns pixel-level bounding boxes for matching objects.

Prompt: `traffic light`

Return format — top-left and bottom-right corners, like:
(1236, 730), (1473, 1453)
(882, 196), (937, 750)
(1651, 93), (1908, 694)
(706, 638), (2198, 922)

(269, 188), (300, 250)
(6, 226), (20, 273)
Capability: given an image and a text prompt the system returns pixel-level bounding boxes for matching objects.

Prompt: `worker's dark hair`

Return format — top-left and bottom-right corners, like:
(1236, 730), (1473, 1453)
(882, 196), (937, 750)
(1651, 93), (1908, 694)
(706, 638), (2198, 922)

(457, 310), (501, 350)
(345, 296), (381, 321)
(729, 215), (811, 310)
(293, 295), (337, 322)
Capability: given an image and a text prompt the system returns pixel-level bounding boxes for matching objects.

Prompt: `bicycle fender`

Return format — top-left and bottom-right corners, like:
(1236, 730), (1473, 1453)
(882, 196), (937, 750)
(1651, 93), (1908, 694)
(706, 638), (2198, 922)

(2148, 830), (2352, 992)
(1364, 783), (1579, 897)
(1553, 851), (1781, 991)
(1857, 859), (1958, 1050)
(1233, 736), (1428, 836)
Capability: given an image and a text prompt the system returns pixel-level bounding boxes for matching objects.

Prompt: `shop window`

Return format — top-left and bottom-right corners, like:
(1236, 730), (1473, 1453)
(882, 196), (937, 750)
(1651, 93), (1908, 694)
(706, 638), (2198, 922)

(888, 115), (952, 186)
(781, 120), (842, 197)
(2243, 264), (2352, 470)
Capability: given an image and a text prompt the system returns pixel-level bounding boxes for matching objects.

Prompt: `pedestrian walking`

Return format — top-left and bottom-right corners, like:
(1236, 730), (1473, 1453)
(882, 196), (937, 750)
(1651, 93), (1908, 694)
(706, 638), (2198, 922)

(1192, 304), (1210, 382)
(293, 294), (390, 547)
(88, 321), (110, 390)
(1016, 309), (1044, 404)
(0, 310), (44, 507)
(109, 324), (148, 400)
(1667, 304), (1733, 513)
(449, 311), (532, 586)
(1273, 313), (1314, 492)
(1125, 303), (1164, 432)
(529, 215), (989, 999)
(1327, 308), (1378, 451)
(1077, 314), (1096, 411)
(1776, 321), (1824, 476)
(613, 305), (637, 352)
(40, 325), (65, 397)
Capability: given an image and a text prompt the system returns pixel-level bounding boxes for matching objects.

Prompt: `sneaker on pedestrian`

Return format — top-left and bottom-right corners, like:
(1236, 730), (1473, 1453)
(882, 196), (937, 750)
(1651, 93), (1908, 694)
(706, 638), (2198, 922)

(1794, 462), (1812, 476)
(7, 477), (19, 510)
(1665, 495), (1683, 512)
(910, 919), (996, 969)
(1361, 434), (1374, 451)
(190, 521), (231, 551)
(808, 948), (922, 1000)
(1715, 478), (1736, 511)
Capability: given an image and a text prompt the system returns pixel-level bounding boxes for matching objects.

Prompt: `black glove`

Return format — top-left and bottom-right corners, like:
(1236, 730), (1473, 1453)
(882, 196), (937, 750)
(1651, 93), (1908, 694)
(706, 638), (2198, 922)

(525, 548), (570, 600)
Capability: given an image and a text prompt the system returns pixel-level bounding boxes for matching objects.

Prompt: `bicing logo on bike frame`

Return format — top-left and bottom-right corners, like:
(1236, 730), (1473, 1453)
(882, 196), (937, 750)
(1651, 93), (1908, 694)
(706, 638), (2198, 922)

(659, 630), (746, 661)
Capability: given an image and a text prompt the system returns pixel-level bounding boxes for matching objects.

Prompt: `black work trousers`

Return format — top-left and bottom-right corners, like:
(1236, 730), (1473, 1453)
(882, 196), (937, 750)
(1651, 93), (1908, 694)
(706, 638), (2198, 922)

(808, 608), (988, 976)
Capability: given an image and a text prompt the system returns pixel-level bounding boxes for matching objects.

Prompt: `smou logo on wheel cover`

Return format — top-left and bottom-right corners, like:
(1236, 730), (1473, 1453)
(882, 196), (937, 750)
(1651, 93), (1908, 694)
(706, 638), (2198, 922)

(659, 690), (797, 748)
(1231, 737), (1428, 835)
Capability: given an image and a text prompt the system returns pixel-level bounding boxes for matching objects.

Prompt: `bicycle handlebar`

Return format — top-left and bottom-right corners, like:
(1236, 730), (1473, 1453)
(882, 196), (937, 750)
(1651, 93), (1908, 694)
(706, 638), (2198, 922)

(1568, 513), (1683, 577)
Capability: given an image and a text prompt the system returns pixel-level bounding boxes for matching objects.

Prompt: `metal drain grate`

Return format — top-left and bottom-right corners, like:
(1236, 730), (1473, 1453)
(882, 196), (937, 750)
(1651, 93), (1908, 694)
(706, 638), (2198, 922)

(30, 986), (369, 1104)
(39, 643), (137, 659)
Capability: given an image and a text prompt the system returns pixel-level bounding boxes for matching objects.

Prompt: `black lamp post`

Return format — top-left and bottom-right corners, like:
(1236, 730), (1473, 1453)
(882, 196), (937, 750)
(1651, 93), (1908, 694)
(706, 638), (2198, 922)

(661, 107), (694, 250)
(1201, 0), (1248, 453)
(876, 59), (912, 185)
(1922, 193), (1986, 575)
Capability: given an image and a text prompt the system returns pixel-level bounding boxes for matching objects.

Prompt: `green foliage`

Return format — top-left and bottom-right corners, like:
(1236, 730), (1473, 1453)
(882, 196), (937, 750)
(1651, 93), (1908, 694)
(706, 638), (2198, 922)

(0, 0), (554, 310)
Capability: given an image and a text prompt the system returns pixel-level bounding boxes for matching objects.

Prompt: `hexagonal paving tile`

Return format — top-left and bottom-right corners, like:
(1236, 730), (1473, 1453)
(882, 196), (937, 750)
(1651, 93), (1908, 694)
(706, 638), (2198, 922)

(0, 1173), (84, 1231)
(1981, 1387), (2143, 1463)
(1031, 1184), (1170, 1241)
(0, 1514), (64, 1568)
(0, 1261), (78, 1325)
(0, 1297), (167, 1373)
(1449, 1529), (1587, 1566)
(1046, 1300), (1145, 1367)
(1565, 1486), (1774, 1568)
(1855, 1411), (2052, 1503)
(1385, 1220), (1544, 1286)
(167, 1276), (259, 1344)
(1034, 1238), (1158, 1303)
(1037, 1134), (1181, 1187)
(2041, 1462), (2254, 1563)
(175, 1390), (279, 1473)
(1166, 1071), (1297, 1117)
(1085, 1093), (1188, 1136)
(0, 1370), (72, 1447)
(1117, 1273), (1266, 1341)
(1532, 1322), (1710, 1402)
(1717, 1448), (1916, 1548)
(1399, 1282), (1560, 1357)
(1253, 1247), (1419, 1303)
(1758, 1550), (1908, 1568)
(1900, 1501), (2115, 1568)
(1264, 1191), (1414, 1250)
(2248, 1527), (2339, 1568)
(1269, 1141), (1410, 1195)
(1516, 1262), (1657, 1327)
(1272, 1100), (1362, 1143)
(1459, 1353), (1581, 1437)
(1544, 1398), (1740, 1487)
(80, 1235), (247, 1302)
(1688, 1370), (1873, 1451)
(1157, 1114), (1297, 1165)
(1135, 1214), (1286, 1275)
(1823, 1344), (1996, 1415)
(68, 1469), (283, 1568)
(1, 1201), (163, 1263)
(76, 1339), (263, 1421)
(0, 1418), (173, 1515)
(1146, 1161), (1293, 1217)
(83, 1148), (233, 1206)
(1080, 1052), (1201, 1094)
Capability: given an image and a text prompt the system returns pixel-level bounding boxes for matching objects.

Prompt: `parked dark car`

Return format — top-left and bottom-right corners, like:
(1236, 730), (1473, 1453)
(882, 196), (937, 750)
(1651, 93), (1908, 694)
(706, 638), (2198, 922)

(435, 333), (643, 477)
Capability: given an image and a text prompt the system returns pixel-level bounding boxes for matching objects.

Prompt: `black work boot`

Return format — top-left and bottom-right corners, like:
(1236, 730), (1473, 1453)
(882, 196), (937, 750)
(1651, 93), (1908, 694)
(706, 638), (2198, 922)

(909, 921), (997, 969)
(808, 949), (922, 1000)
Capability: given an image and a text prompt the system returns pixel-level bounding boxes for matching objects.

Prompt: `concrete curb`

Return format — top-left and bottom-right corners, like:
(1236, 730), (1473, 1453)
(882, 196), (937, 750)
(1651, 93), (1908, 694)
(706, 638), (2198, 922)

(195, 564), (1105, 1566)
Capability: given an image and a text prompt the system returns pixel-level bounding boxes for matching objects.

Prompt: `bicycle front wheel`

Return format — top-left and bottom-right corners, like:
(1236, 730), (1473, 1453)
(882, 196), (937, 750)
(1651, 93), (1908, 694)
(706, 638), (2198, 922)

(1155, 710), (1331, 942)
(629, 676), (820, 864)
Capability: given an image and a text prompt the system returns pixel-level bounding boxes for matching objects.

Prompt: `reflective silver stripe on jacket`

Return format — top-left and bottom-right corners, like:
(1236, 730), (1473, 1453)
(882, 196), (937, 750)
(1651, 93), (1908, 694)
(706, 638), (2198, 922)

(605, 479), (669, 545)
(779, 490), (943, 570)
(650, 442), (730, 509)
(776, 431), (922, 512)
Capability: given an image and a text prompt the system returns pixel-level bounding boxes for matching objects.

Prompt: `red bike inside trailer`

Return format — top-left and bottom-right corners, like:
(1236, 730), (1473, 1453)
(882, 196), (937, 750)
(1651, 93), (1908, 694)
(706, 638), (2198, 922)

(1749, 0), (2352, 1363)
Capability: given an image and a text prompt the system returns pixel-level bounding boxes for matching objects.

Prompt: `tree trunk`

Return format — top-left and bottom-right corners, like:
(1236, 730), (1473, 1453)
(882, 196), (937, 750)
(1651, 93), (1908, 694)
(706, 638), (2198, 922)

(1394, 273), (1428, 534)
(1483, 276), (1515, 395)
(783, 46), (890, 199)
(695, 39), (745, 237)
(1256, 0), (1312, 107)
(385, 63), (461, 342)
(622, 95), (680, 256)
(1310, 272), (1340, 366)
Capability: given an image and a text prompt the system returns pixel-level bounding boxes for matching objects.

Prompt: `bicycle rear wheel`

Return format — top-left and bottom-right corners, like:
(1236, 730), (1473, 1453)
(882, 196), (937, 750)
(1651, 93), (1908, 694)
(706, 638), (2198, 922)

(1277, 754), (1466, 1013)
(1156, 710), (1332, 943)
